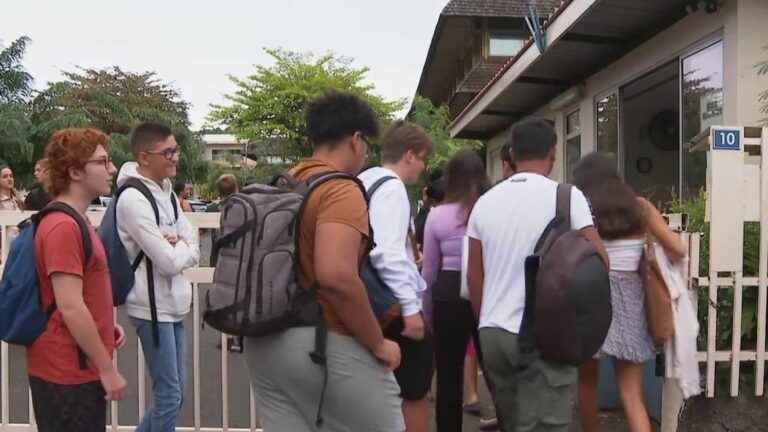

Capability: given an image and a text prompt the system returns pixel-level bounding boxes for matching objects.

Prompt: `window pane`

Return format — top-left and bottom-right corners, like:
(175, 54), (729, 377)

(566, 111), (580, 135)
(596, 93), (619, 158)
(566, 136), (581, 182)
(489, 36), (523, 57)
(682, 41), (723, 200)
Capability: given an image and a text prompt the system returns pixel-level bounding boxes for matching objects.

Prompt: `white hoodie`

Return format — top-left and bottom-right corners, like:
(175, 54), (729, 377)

(116, 162), (200, 322)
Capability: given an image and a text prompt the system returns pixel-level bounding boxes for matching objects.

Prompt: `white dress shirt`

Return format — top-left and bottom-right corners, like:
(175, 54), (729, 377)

(359, 167), (426, 317)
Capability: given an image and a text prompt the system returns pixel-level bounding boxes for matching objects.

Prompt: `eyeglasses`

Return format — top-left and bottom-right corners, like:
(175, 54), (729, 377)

(85, 157), (112, 169)
(359, 133), (372, 157)
(144, 147), (179, 161)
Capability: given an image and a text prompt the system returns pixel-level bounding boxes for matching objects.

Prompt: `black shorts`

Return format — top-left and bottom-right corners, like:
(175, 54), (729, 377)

(29, 376), (106, 432)
(384, 315), (434, 401)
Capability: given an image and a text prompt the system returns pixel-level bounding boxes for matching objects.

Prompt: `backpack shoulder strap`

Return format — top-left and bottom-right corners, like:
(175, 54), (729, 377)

(117, 178), (161, 225)
(116, 178), (164, 347)
(533, 183), (574, 255)
(170, 192), (179, 221)
(556, 183), (572, 230)
(33, 202), (93, 266)
(306, 171), (367, 203)
(115, 179), (161, 274)
(365, 176), (397, 202)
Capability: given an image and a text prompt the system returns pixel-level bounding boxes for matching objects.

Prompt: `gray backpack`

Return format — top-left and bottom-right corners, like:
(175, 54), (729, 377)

(204, 171), (363, 337)
(205, 170), (365, 428)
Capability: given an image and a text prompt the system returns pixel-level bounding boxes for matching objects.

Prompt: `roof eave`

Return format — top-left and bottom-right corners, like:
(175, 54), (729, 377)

(412, 14), (448, 111)
(448, 0), (590, 138)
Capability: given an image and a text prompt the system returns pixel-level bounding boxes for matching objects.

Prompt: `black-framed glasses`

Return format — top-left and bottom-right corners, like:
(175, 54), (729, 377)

(144, 147), (179, 161)
(85, 156), (112, 169)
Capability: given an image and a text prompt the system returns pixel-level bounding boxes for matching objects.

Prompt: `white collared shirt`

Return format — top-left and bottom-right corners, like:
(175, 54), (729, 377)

(359, 167), (426, 316)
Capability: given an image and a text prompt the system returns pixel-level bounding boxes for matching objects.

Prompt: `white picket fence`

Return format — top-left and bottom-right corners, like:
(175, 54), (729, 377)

(0, 210), (262, 432)
(0, 205), (764, 430)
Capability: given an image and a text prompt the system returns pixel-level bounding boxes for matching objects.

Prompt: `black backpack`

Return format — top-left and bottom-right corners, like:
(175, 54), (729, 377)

(521, 184), (612, 365)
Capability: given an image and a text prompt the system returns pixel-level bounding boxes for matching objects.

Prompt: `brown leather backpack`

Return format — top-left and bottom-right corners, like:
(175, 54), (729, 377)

(521, 184), (612, 365)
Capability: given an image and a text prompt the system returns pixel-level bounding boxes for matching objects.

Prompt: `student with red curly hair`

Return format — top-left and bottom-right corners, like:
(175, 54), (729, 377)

(27, 128), (127, 432)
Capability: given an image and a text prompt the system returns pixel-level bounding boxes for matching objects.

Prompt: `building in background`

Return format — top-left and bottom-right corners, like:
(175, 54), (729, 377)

(416, 0), (768, 204)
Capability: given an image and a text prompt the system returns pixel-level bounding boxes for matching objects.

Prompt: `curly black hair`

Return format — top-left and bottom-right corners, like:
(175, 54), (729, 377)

(305, 90), (379, 147)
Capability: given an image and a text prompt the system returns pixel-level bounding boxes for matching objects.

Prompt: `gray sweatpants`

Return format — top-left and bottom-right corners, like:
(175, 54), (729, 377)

(245, 327), (404, 432)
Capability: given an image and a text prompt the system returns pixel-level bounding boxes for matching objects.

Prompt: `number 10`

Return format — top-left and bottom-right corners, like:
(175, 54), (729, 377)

(718, 131), (737, 146)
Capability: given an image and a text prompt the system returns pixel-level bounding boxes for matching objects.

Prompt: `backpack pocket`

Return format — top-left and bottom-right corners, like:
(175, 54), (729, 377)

(254, 250), (295, 319)
(258, 209), (296, 247)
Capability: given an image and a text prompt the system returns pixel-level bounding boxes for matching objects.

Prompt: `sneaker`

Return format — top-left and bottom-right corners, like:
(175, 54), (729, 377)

(479, 416), (499, 431)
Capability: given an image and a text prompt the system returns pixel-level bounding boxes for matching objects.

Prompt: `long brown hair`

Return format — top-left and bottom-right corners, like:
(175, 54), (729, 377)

(0, 164), (22, 209)
(443, 149), (489, 225)
(572, 153), (645, 240)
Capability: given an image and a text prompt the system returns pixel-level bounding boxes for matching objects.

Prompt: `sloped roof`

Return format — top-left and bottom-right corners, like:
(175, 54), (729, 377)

(458, 58), (509, 93)
(414, 0), (562, 115)
(442, 0), (561, 17)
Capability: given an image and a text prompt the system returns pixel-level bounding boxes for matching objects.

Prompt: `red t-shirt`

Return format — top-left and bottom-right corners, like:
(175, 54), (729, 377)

(26, 211), (115, 384)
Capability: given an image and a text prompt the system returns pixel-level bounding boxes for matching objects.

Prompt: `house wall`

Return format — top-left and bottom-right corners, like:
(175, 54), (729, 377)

(484, 106), (564, 184)
(484, 0), (768, 182)
(203, 143), (241, 161)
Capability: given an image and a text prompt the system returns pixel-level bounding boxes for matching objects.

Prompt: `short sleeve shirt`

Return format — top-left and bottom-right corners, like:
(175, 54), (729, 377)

(290, 159), (370, 336)
(27, 210), (115, 385)
(467, 173), (594, 334)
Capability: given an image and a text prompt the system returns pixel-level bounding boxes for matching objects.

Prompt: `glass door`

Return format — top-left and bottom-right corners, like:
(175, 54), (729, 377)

(681, 40), (724, 200)
(619, 60), (680, 203)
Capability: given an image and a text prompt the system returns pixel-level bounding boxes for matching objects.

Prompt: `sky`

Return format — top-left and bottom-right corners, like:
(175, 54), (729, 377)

(2, 0), (448, 129)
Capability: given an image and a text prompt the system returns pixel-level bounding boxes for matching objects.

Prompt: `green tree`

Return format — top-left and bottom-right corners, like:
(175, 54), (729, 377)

(757, 44), (768, 125)
(409, 96), (482, 172)
(207, 48), (405, 161)
(0, 103), (35, 177)
(0, 36), (33, 104)
(31, 67), (209, 183)
(0, 36), (36, 185)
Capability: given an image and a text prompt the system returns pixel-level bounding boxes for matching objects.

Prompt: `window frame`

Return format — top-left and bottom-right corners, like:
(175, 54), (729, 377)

(564, 109), (582, 181)
(486, 30), (526, 59)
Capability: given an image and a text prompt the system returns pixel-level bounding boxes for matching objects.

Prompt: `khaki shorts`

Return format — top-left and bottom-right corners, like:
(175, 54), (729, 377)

(245, 327), (404, 432)
(479, 327), (577, 432)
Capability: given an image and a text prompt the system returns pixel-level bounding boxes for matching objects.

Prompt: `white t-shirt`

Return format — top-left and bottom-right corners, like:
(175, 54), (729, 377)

(466, 172), (595, 334)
